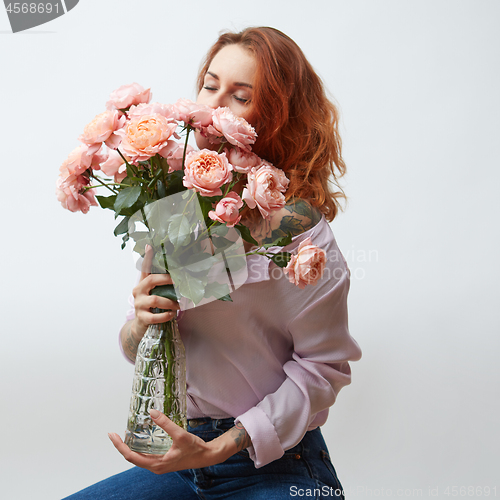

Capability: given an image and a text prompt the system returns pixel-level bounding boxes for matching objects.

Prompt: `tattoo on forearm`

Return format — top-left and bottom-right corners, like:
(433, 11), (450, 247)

(123, 322), (139, 362)
(229, 422), (252, 451)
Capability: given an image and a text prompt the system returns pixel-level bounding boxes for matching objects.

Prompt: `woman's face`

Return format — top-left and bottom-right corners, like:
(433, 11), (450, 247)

(196, 44), (256, 149)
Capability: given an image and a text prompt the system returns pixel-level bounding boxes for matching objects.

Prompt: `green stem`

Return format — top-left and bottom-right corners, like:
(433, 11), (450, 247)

(117, 148), (140, 178)
(163, 323), (174, 417)
(161, 243), (169, 274)
(148, 163), (164, 189)
(140, 208), (151, 231)
(181, 125), (191, 171)
(88, 173), (119, 194)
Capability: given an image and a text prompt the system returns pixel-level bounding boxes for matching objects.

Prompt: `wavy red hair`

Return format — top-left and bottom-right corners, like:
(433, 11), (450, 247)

(197, 27), (347, 222)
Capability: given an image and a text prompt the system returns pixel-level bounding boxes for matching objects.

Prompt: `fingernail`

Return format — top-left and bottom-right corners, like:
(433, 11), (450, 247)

(149, 409), (160, 419)
(108, 433), (113, 440)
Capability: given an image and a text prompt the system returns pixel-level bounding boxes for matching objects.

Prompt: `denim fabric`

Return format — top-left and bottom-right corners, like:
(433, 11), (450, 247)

(63, 418), (344, 499)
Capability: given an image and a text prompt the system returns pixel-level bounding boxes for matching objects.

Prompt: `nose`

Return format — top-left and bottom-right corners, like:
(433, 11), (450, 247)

(207, 94), (228, 109)
(198, 90), (229, 110)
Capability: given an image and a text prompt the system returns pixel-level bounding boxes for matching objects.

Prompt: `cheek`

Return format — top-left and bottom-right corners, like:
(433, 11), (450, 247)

(196, 90), (210, 107)
(232, 102), (254, 124)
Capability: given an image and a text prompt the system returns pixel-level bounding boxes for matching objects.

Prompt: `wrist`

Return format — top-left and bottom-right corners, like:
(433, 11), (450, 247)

(131, 318), (147, 341)
(209, 432), (239, 463)
(208, 424), (252, 463)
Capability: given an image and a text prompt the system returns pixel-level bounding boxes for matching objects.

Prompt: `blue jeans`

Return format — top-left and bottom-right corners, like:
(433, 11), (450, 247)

(63, 417), (344, 499)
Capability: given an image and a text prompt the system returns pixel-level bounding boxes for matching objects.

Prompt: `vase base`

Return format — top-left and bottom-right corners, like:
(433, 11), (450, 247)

(124, 430), (173, 455)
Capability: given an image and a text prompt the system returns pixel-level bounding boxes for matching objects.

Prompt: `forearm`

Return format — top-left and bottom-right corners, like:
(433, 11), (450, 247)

(208, 422), (252, 463)
(119, 319), (145, 363)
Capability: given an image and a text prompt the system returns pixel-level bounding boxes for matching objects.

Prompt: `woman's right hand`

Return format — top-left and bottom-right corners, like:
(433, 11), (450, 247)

(132, 245), (180, 340)
(120, 245), (180, 362)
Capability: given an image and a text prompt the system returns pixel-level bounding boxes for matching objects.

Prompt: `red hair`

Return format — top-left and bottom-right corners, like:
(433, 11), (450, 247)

(197, 27), (347, 222)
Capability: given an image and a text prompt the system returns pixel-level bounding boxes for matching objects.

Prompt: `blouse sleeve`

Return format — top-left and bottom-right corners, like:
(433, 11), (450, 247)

(235, 249), (362, 468)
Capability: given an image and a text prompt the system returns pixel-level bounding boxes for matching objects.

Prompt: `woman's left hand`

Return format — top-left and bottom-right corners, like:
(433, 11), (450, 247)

(108, 409), (237, 474)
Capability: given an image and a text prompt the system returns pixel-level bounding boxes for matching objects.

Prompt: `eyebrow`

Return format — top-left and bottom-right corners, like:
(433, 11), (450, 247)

(206, 71), (253, 89)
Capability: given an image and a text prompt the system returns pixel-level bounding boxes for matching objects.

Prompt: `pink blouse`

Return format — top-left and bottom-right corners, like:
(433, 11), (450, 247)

(122, 215), (362, 468)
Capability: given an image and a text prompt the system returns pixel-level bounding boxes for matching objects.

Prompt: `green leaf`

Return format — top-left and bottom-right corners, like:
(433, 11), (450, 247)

(165, 170), (185, 196)
(96, 194), (117, 210)
(183, 254), (218, 274)
(114, 186), (142, 214)
(235, 224), (258, 246)
(197, 195), (213, 221)
(150, 284), (178, 301)
(204, 281), (231, 300)
(217, 293), (233, 302)
(157, 179), (166, 198)
(133, 238), (150, 256)
(176, 274), (206, 305)
(114, 216), (130, 236)
(210, 223), (229, 237)
(200, 195), (221, 204)
(125, 162), (137, 179)
(128, 231), (150, 242)
(117, 197), (146, 218)
(121, 233), (129, 250)
(212, 236), (234, 253)
(168, 213), (191, 247)
(153, 249), (169, 273)
(270, 251), (292, 268)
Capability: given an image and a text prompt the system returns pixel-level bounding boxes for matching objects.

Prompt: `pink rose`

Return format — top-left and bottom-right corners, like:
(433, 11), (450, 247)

(99, 149), (127, 177)
(183, 149), (233, 196)
(59, 144), (107, 181)
(225, 147), (262, 174)
(284, 237), (327, 289)
(165, 142), (195, 172)
(209, 192), (243, 227)
(114, 166), (128, 184)
(208, 107), (257, 152)
(241, 163), (290, 218)
(56, 173), (98, 214)
(106, 83), (151, 111)
(79, 110), (125, 149)
(117, 114), (177, 163)
(173, 99), (213, 129)
(88, 147), (109, 171)
(59, 144), (97, 178)
(127, 102), (176, 121)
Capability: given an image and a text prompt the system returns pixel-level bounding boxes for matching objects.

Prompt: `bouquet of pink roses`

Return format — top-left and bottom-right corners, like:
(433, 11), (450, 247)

(56, 83), (327, 453)
(55, 83), (311, 298)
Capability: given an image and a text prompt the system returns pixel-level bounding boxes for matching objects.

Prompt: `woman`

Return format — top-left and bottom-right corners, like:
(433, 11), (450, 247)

(66, 27), (361, 499)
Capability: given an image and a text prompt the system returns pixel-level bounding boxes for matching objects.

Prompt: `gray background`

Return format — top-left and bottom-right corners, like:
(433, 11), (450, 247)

(1, 1), (499, 498)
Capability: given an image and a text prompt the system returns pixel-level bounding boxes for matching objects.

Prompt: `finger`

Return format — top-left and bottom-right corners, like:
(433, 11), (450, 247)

(135, 273), (176, 296)
(134, 272), (174, 294)
(108, 433), (161, 468)
(146, 273), (175, 287)
(140, 245), (154, 281)
(149, 409), (187, 442)
(146, 293), (180, 310)
(139, 310), (178, 325)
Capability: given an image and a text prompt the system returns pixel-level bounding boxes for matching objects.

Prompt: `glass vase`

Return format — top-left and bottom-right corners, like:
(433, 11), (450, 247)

(124, 314), (187, 454)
